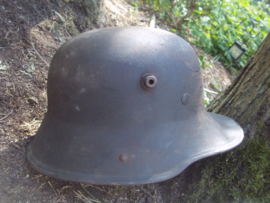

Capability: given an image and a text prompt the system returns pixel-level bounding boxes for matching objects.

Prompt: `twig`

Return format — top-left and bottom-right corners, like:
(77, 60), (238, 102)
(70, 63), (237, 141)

(31, 42), (50, 67)
(38, 183), (46, 190)
(16, 84), (22, 97)
(57, 195), (66, 203)
(87, 185), (115, 197)
(0, 109), (13, 121)
(149, 14), (156, 28)
(11, 143), (25, 156)
(139, 186), (155, 199)
(4, 167), (9, 173)
(81, 184), (101, 203)
(11, 143), (24, 151)
(74, 190), (99, 203)
(48, 181), (58, 195)
(204, 88), (218, 94)
(74, 190), (90, 203)
(64, 25), (72, 39)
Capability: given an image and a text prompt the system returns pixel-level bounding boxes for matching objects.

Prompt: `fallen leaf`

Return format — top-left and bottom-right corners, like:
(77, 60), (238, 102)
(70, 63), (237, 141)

(28, 97), (39, 105)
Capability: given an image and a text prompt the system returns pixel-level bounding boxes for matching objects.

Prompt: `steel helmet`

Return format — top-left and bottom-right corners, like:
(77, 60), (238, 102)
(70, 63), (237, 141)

(26, 27), (244, 185)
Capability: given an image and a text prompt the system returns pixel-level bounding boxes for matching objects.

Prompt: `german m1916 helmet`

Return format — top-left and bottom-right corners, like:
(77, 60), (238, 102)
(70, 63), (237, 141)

(26, 27), (244, 185)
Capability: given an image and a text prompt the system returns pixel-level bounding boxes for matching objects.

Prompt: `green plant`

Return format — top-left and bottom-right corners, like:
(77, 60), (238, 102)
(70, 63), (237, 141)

(145, 0), (211, 33)
(131, 1), (138, 7)
(204, 90), (212, 106)
(143, 0), (270, 70)
(198, 54), (206, 70)
(183, 0), (270, 69)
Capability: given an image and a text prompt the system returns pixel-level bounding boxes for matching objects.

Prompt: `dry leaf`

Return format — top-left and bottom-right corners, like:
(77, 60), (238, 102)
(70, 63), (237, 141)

(28, 96), (39, 104)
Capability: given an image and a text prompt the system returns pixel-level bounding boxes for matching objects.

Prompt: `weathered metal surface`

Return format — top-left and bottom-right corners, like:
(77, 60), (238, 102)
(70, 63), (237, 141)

(26, 27), (244, 185)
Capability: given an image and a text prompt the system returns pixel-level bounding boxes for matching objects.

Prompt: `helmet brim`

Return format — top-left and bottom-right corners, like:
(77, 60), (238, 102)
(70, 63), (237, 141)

(26, 112), (243, 185)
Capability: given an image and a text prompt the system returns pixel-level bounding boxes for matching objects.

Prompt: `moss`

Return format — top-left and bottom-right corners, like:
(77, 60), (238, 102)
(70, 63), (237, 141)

(258, 121), (265, 131)
(187, 136), (270, 203)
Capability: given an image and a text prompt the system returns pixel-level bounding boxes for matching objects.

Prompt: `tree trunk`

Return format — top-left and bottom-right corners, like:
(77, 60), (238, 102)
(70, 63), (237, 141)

(74, 0), (103, 20)
(176, 0), (197, 34)
(207, 33), (270, 138)
(160, 33), (270, 202)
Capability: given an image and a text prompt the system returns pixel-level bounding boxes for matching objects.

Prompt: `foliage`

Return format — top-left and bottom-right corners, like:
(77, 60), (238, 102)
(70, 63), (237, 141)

(204, 90), (212, 106)
(144, 0), (270, 70)
(198, 55), (219, 106)
(189, 135), (270, 202)
(183, 0), (270, 70)
(145, 0), (205, 32)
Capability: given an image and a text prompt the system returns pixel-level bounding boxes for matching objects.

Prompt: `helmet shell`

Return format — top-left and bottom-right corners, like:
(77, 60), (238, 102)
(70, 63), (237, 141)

(26, 27), (243, 185)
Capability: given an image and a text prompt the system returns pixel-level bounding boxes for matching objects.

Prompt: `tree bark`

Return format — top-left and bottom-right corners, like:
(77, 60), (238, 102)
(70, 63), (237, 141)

(207, 32), (270, 138)
(73, 0), (103, 20)
(160, 32), (270, 202)
(176, 0), (197, 34)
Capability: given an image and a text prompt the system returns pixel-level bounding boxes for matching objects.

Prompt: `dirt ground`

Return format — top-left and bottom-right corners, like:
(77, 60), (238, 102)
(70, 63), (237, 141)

(0, 0), (233, 202)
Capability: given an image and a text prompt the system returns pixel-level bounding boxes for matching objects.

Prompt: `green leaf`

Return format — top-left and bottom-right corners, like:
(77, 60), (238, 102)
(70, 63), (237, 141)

(199, 55), (206, 70)
(131, 1), (138, 7)
(194, 10), (203, 15)
(52, 10), (66, 22)
(213, 21), (219, 26)
(153, 4), (159, 11)
(148, 0), (270, 70)
(174, 11), (180, 16)
(170, 28), (177, 33)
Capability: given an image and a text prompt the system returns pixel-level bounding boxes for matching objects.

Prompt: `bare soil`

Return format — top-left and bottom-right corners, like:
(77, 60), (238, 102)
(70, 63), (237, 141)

(0, 0), (232, 202)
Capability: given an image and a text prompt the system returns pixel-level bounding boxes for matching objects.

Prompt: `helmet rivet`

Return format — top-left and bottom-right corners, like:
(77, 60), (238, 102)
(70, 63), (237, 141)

(181, 93), (189, 105)
(118, 153), (128, 162)
(141, 74), (157, 90)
